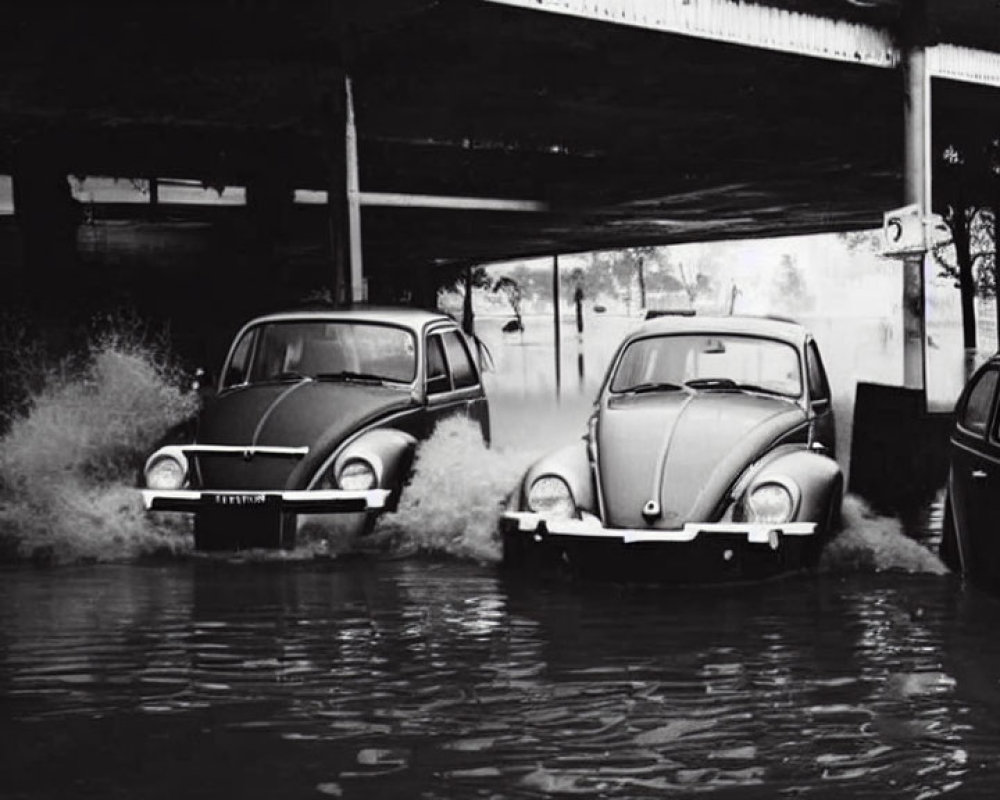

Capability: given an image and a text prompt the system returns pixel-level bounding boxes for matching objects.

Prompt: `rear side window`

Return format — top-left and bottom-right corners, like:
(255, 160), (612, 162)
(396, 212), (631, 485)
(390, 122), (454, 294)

(426, 335), (451, 395)
(960, 368), (998, 436)
(443, 331), (479, 389)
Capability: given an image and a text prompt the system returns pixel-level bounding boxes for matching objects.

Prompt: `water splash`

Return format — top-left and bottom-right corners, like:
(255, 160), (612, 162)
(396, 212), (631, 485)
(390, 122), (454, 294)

(0, 342), (198, 563)
(381, 418), (949, 576)
(0, 336), (951, 576)
(373, 416), (538, 562)
(820, 495), (947, 576)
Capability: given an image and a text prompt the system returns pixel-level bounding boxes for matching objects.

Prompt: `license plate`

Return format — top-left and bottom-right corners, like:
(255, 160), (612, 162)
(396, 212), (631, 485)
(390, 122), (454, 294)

(210, 493), (269, 507)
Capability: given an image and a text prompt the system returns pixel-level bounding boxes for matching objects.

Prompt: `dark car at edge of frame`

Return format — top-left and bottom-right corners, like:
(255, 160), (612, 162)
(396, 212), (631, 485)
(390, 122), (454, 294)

(939, 353), (1000, 587)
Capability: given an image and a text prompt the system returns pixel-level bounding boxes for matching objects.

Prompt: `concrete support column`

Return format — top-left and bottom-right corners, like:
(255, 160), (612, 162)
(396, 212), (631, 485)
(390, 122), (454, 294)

(901, 3), (931, 393)
(10, 148), (81, 318)
(246, 173), (293, 306)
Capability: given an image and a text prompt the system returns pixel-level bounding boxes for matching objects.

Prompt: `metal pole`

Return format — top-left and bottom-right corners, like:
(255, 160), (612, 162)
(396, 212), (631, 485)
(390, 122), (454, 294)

(901, 2), (929, 394)
(328, 74), (348, 306)
(345, 75), (365, 304)
(553, 254), (561, 400)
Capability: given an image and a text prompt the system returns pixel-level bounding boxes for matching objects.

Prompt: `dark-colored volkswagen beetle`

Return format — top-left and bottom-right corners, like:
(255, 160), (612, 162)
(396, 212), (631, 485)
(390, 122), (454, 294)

(939, 354), (1000, 586)
(141, 307), (490, 550)
(501, 315), (843, 583)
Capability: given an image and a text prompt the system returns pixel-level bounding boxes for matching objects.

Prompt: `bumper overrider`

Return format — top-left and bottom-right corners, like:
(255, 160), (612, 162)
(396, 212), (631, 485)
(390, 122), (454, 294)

(142, 488), (392, 515)
(501, 511), (816, 547)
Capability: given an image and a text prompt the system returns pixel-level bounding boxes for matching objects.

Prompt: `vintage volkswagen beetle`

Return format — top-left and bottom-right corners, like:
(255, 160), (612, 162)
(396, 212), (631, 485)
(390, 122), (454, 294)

(501, 315), (843, 583)
(938, 354), (1000, 587)
(141, 307), (490, 550)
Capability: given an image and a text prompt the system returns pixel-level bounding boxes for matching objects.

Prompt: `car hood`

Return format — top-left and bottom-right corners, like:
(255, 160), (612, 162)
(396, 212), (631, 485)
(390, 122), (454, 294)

(198, 380), (417, 447)
(193, 380), (417, 490)
(596, 391), (807, 528)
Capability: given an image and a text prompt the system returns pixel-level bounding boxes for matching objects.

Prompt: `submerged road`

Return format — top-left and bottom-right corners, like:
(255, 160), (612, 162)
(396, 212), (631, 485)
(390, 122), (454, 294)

(1, 501), (997, 800)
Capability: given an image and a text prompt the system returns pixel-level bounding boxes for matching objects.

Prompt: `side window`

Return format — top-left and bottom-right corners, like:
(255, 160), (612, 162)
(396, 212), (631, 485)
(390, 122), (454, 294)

(442, 330), (479, 390)
(223, 329), (255, 387)
(806, 341), (830, 403)
(425, 335), (451, 395)
(961, 368), (998, 437)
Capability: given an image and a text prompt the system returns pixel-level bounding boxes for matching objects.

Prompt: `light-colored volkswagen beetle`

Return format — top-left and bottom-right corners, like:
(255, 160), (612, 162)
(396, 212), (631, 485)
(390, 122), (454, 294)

(501, 314), (842, 583)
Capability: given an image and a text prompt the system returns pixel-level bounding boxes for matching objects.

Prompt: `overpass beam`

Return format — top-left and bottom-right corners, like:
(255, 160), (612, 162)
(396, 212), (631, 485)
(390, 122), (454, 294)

(901, 1), (931, 392)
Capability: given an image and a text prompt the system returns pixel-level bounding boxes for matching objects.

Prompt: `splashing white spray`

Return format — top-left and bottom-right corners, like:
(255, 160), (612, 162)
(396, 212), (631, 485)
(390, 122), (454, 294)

(820, 495), (947, 575)
(0, 334), (951, 576)
(0, 342), (198, 563)
(374, 416), (539, 562)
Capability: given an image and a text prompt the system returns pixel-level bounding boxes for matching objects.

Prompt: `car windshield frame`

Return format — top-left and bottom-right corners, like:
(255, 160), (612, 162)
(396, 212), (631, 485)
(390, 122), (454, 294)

(606, 332), (804, 400)
(223, 319), (419, 388)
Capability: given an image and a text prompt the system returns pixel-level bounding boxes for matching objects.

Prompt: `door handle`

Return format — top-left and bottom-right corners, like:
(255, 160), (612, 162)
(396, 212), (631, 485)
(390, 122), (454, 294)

(972, 469), (989, 480)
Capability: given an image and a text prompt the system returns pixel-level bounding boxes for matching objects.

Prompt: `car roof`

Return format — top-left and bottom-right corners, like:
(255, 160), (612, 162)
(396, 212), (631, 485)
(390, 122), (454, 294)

(244, 305), (456, 334)
(627, 314), (810, 347)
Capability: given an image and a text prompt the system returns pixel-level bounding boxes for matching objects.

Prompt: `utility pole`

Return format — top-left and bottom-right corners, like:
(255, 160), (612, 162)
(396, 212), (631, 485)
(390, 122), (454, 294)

(553, 254), (561, 400)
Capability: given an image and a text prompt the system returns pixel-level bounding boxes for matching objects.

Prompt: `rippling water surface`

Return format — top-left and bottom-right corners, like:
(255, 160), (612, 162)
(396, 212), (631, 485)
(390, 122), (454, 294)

(3, 318), (995, 798)
(4, 555), (1000, 800)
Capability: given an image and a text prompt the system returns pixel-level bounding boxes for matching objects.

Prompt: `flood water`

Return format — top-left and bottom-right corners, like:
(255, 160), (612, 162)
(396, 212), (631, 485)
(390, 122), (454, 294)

(5, 548), (1000, 800)
(4, 302), (999, 798)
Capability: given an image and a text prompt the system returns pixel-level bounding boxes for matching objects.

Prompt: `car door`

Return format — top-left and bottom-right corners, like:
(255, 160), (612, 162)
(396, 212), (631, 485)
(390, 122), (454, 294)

(424, 328), (491, 443)
(950, 364), (1000, 581)
(805, 339), (836, 457)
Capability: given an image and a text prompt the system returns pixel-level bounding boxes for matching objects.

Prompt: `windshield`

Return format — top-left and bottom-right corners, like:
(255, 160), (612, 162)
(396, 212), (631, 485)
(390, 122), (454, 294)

(609, 334), (802, 398)
(224, 321), (417, 386)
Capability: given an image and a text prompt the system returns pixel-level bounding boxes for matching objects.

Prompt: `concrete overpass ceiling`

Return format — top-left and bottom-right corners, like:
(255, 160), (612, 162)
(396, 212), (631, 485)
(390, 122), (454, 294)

(719, 1), (1000, 52)
(3, 0), (994, 270)
(352, 1), (903, 263)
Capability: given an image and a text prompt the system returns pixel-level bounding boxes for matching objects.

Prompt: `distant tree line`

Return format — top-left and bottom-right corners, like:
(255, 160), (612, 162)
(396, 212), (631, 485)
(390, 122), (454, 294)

(441, 242), (824, 336)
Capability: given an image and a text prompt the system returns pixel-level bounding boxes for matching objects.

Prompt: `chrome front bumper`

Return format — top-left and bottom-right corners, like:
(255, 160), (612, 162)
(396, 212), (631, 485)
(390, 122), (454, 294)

(142, 488), (392, 515)
(502, 511), (816, 546)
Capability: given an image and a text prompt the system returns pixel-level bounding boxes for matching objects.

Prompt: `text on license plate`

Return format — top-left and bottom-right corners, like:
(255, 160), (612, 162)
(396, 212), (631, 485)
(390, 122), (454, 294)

(213, 494), (268, 506)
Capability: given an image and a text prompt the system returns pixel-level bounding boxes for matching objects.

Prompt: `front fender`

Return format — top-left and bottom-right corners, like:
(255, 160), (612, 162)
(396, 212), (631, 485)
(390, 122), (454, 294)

(304, 428), (418, 494)
(742, 449), (842, 525)
(520, 439), (595, 513)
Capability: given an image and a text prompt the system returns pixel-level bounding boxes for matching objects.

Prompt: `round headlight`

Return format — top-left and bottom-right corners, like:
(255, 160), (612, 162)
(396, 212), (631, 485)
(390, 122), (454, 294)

(746, 482), (794, 524)
(527, 476), (576, 519)
(338, 459), (377, 492)
(145, 453), (188, 490)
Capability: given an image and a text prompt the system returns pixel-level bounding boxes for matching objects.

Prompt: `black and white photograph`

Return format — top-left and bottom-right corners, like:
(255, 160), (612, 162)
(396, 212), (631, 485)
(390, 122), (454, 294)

(3, 1), (1000, 797)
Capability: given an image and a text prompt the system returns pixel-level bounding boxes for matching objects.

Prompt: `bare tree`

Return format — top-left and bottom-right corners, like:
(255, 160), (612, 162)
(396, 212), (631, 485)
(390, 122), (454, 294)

(934, 144), (988, 351)
(492, 276), (525, 332)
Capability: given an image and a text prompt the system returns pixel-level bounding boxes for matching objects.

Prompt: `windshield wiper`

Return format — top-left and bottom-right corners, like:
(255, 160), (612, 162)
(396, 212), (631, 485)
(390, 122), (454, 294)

(735, 383), (795, 398)
(314, 370), (386, 385)
(627, 381), (684, 394)
(684, 378), (739, 391)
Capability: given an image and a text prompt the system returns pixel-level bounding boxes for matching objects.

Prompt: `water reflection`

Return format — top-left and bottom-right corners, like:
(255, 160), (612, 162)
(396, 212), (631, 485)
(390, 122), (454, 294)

(4, 562), (1000, 798)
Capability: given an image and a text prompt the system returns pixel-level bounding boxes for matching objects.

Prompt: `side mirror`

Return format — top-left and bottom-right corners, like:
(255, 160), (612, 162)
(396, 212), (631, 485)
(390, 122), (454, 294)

(193, 367), (218, 403)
